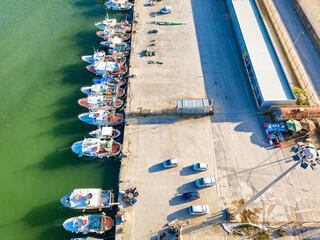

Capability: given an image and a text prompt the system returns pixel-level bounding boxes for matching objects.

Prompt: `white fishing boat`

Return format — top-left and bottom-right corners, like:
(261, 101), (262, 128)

(78, 95), (123, 109)
(71, 138), (121, 158)
(86, 61), (128, 76)
(71, 238), (103, 240)
(61, 188), (114, 210)
(81, 84), (125, 98)
(95, 17), (117, 29)
(104, 0), (133, 11)
(63, 213), (113, 234)
(89, 126), (121, 139)
(97, 28), (131, 41)
(81, 50), (126, 65)
(98, 36), (124, 47)
(95, 18), (131, 32)
(78, 109), (124, 126)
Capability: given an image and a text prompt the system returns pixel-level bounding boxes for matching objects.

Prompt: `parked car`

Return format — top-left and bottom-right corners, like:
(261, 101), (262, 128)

(183, 192), (200, 200)
(193, 163), (208, 171)
(160, 6), (171, 14)
(189, 205), (210, 215)
(195, 177), (215, 188)
(163, 158), (178, 168)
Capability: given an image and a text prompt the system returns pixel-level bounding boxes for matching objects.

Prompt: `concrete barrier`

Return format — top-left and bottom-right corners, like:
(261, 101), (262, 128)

(260, 0), (320, 107)
(291, 0), (320, 52)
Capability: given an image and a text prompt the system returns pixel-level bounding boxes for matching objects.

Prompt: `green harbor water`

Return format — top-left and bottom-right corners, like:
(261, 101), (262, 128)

(0, 0), (125, 239)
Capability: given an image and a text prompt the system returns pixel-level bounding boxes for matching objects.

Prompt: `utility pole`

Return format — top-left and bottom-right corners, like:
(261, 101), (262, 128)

(231, 159), (301, 218)
(230, 142), (319, 219)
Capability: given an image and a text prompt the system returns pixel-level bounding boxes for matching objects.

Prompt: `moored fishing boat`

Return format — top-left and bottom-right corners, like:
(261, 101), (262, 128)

(95, 17), (117, 29)
(98, 36), (125, 47)
(78, 109), (124, 126)
(71, 238), (103, 240)
(89, 126), (121, 139)
(96, 28), (131, 41)
(78, 96), (123, 109)
(61, 188), (114, 210)
(104, 0), (133, 11)
(81, 84), (125, 98)
(107, 45), (130, 56)
(93, 76), (127, 86)
(95, 18), (131, 32)
(86, 62), (128, 76)
(81, 50), (126, 64)
(63, 213), (114, 234)
(71, 138), (121, 158)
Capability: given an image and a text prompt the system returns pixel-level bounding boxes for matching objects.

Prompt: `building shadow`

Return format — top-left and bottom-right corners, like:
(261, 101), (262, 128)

(190, 0), (258, 121)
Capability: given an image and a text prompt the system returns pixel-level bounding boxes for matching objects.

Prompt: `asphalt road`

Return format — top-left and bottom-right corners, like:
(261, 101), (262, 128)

(273, 0), (320, 97)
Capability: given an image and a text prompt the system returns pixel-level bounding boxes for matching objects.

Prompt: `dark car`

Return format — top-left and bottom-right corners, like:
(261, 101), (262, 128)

(183, 192), (200, 200)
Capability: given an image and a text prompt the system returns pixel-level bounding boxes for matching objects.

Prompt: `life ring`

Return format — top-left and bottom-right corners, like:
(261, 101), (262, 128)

(95, 113), (100, 117)
(104, 116), (107, 120)
(93, 147), (98, 151)
(82, 219), (87, 225)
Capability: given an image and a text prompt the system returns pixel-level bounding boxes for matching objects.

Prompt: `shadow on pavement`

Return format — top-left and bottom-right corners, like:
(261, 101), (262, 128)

(169, 195), (185, 206)
(179, 166), (199, 176)
(148, 163), (166, 173)
(177, 182), (196, 194)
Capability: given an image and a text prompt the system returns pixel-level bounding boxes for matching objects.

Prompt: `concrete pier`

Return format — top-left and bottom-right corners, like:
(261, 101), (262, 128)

(116, 0), (320, 239)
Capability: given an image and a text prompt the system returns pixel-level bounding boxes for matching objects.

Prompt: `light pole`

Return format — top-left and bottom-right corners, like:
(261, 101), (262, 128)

(229, 142), (319, 219)
(288, 31), (304, 55)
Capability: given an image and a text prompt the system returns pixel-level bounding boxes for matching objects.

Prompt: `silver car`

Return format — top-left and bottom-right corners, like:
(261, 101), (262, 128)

(163, 158), (178, 168)
(195, 177), (215, 188)
(189, 205), (210, 215)
(193, 163), (208, 171)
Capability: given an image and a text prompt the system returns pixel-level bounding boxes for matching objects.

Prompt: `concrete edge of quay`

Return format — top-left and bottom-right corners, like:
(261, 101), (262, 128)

(115, 3), (137, 239)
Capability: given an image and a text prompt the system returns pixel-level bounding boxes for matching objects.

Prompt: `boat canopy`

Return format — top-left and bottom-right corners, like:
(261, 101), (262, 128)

(95, 61), (118, 71)
(89, 110), (109, 120)
(101, 127), (113, 136)
(70, 189), (101, 208)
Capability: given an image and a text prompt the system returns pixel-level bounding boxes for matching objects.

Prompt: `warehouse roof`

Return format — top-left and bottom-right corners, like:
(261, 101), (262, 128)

(232, 0), (295, 102)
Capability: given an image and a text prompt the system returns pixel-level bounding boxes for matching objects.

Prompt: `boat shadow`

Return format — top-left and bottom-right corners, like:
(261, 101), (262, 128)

(59, 62), (92, 87)
(19, 200), (74, 228)
(50, 119), (93, 137)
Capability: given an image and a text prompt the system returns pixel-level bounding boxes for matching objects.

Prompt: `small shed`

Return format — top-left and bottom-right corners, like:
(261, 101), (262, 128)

(177, 99), (212, 115)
